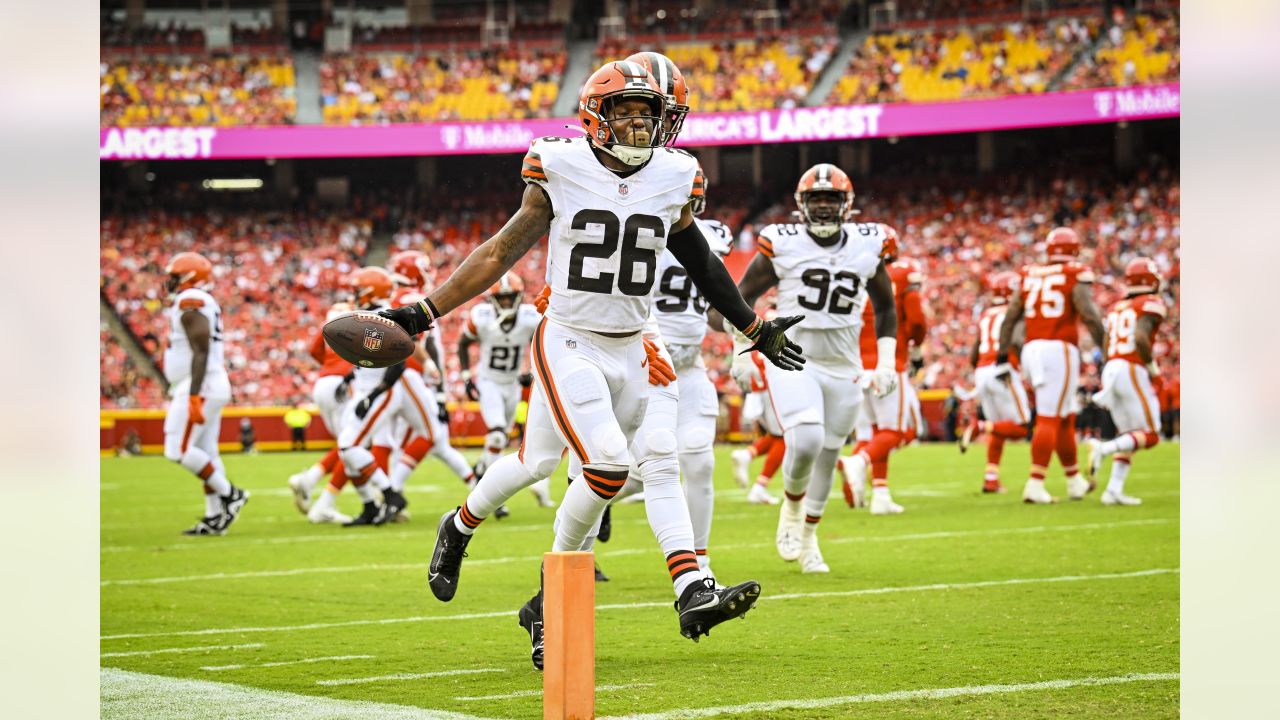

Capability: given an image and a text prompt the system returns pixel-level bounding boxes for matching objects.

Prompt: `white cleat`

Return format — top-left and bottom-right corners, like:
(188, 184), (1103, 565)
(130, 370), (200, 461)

(775, 505), (803, 562)
(1086, 438), (1103, 482)
(730, 448), (752, 488)
(307, 506), (353, 525)
(800, 538), (830, 574)
(838, 455), (867, 509)
(530, 490), (557, 508)
(746, 483), (781, 505)
(869, 492), (905, 515)
(619, 490), (646, 505)
(1022, 479), (1057, 504)
(1101, 490), (1143, 506)
(287, 473), (310, 514)
(1066, 473), (1096, 501)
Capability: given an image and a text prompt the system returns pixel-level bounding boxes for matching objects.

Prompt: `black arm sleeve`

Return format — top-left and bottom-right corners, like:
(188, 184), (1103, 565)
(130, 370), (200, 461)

(666, 221), (757, 332)
(376, 362), (407, 393)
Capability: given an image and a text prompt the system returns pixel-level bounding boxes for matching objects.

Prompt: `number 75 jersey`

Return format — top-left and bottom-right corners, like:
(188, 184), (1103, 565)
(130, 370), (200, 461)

(757, 221), (896, 367)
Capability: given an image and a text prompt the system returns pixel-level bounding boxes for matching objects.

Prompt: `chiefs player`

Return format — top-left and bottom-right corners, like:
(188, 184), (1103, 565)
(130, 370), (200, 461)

(1086, 258), (1167, 505)
(959, 271), (1031, 494)
(996, 227), (1107, 504)
(837, 253), (926, 515)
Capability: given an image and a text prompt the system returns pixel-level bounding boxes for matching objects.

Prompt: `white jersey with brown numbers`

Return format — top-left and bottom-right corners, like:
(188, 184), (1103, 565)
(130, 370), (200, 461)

(758, 221), (890, 369)
(467, 302), (540, 383)
(521, 136), (698, 335)
(652, 217), (731, 346)
(164, 287), (227, 386)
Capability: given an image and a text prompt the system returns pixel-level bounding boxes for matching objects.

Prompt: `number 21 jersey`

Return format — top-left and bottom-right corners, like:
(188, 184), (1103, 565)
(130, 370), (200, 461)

(465, 303), (540, 384)
(521, 136), (698, 335)
(756, 221), (895, 370)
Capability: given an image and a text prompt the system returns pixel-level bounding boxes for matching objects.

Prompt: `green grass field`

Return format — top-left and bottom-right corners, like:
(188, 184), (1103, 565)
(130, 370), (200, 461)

(101, 442), (1179, 719)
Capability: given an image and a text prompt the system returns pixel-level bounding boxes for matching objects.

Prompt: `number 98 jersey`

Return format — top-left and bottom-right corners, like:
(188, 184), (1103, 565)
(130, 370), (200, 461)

(522, 136), (698, 335)
(756, 221), (895, 369)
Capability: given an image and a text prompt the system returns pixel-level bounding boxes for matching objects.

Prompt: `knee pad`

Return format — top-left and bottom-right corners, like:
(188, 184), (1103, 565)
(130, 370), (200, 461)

(340, 445), (374, 474)
(678, 426), (715, 455)
(639, 427), (678, 461)
(485, 429), (508, 451)
(163, 445), (184, 463)
(637, 455), (682, 498)
(589, 424), (630, 464)
(1141, 430), (1160, 449)
(528, 454), (561, 479)
(179, 446), (212, 475)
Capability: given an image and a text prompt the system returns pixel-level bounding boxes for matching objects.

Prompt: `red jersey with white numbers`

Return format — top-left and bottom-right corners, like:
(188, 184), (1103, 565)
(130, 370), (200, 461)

(309, 331), (354, 378)
(1105, 294), (1167, 364)
(1017, 261), (1095, 344)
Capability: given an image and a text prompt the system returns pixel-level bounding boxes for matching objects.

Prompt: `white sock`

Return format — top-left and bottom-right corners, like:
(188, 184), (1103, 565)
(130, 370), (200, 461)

(354, 480), (378, 503)
(1099, 433), (1137, 456)
(311, 487), (338, 513)
(801, 447), (839, 518)
(872, 485), (891, 499)
(1107, 457), (1131, 495)
(553, 466), (626, 552)
(204, 492), (221, 517)
(389, 459), (413, 492)
(432, 443), (475, 483)
(802, 520), (820, 545)
(302, 463), (325, 491)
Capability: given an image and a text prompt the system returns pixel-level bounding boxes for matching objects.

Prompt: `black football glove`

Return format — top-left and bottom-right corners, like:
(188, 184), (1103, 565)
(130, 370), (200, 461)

(379, 301), (435, 336)
(354, 395), (375, 420)
(464, 378), (480, 401)
(437, 402), (450, 425)
(740, 315), (806, 371)
(518, 372), (534, 388)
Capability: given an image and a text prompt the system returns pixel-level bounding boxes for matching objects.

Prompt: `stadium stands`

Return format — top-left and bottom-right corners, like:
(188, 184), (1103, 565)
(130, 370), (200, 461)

(100, 55), (297, 126)
(1061, 12), (1179, 90)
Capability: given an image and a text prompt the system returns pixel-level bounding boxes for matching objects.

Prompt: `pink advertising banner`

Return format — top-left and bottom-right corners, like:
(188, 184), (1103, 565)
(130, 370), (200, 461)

(99, 83), (1178, 161)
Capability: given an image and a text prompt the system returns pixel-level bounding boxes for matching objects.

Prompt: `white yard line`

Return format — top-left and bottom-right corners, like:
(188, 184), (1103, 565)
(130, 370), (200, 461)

(101, 668), (499, 720)
(201, 654), (373, 671)
(101, 567), (1177, 641)
(456, 683), (653, 701)
(596, 672), (1180, 720)
(316, 669), (506, 686)
(101, 642), (265, 658)
(101, 519), (1170, 586)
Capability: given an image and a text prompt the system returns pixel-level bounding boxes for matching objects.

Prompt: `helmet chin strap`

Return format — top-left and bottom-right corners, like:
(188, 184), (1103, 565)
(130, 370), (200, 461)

(806, 222), (840, 238)
(604, 144), (653, 166)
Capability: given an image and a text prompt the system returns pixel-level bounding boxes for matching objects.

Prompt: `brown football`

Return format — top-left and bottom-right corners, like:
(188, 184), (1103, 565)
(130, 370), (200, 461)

(322, 312), (415, 369)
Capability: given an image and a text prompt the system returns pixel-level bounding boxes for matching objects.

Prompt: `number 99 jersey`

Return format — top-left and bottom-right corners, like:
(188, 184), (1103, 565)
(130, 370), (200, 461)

(756, 221), (895, 369)
(521, 136), (698, 335)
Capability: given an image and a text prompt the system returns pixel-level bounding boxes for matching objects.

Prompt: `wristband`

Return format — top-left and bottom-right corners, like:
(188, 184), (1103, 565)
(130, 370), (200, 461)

(875, 337), (897, 372)
(741, 316), (763, 340)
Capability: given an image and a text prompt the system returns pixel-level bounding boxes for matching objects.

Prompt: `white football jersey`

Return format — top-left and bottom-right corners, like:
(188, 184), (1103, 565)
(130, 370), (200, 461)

(522, 136), (698, 335)
(757, 221), (893, 369)
(164, 288), (227, 387)
(653, 217), (732, 345)
(466, 302), (540, 383)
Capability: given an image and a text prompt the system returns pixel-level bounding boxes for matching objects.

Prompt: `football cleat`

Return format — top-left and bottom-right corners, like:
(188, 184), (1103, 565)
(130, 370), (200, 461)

(746, 483), (780, 505)
(1022, 479), (1057, 504)
(1101, 490), (1143, 506)
(517, 591), (544, 670)
(869, 492), (905, 515)
(343, 501), (388, 527)
(381, 488), (408, 522)
(428, 509), (472, 602)
(730, 448), (752, 488)
(775, 504), (803, 561)
(676, 577), (761, 642)
(838, 454), (868, 509)
(181, 515), (226, 536)
(800, 536), (830, 574)
(959, 420), (980, 454)
(982, 480), (1007, 494)
(287, 473), (310, 513)
(493, 504), (510, 520)
(1066, 473), (1096, 501)
(597, 504), (612, 543)
(307, 505), (352, 525)
(220, 487), (250, 531)
(594, 563), (610, 582)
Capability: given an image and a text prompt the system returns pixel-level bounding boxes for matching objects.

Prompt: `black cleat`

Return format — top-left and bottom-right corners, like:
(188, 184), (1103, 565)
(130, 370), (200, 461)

(493, 504), (510, 520)
(517, 590), (544, 671)
(597, 504), (612, 543)
(343, 501), (387, 527)
(381, 488), (408, 522)
(181, 515), (226, 536)
(675, 577), (761, 642)
(428, 508), (472, 601)
(220, 487), (250, 532)
(594, 563), (610, 583)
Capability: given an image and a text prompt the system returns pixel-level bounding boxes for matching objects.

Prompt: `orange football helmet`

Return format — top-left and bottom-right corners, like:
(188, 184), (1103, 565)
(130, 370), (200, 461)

(579, 60), (667, 166)
(988, 271), (1020, 304)
(488, 273), (524, 322)
(625, 51), (689, 146)
(795, 164), (855, 239)
(389, 250), (430, 289)
(1044, 227), (1080, 262)
(1123, 257), (1161, 295)
(690, 163), (707, 215)
(165, 252), (212, 293)
(348, 266), (394, 308)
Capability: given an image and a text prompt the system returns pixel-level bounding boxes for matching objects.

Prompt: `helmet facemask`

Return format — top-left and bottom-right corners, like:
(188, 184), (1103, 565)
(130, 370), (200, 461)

(593, 93), (667, 166)
(491, 291), (521, 323)
(799, 190), (849, 239)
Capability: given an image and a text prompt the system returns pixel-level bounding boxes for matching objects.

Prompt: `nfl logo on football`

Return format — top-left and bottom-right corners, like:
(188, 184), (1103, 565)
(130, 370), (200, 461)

(363, 327), (383, 352)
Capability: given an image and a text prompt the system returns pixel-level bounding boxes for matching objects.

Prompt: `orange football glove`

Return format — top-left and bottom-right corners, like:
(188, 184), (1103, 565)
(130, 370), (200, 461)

(188, 395), (206, 425)
(534, 285), (551, 314)
(644, 338), (677, 387)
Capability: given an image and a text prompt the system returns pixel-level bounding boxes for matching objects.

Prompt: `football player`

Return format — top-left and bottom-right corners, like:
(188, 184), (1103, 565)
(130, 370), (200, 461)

(996, 227), (1107, 504)
(288, 300), (355, 524)
(959, 271), (1030, 494)
(731, 350), (785, 505)
(382, 61), (802, 667)
(1086, 258), (1167, 505)
(161, 252), (249, 535)
(457, 272), (550, 506)
(837, 255), (926, 515)
(727, 164), (898, 573)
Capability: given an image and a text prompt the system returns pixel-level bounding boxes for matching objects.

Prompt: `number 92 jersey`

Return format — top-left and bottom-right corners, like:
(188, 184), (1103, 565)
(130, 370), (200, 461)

(521, 136), (698, 335)
(756, 221), (895, 369)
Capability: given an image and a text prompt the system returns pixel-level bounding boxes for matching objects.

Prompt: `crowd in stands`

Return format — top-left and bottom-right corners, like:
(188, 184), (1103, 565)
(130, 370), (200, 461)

(100, 326), (166, 409)
(829, 15), (1100, 104)
(100, 55), (297, 126)
(618, 0), (840, 37)
(1061, 12), (1179, 90)
(320, 47), (564, 123)
(101, 20), (205, 50)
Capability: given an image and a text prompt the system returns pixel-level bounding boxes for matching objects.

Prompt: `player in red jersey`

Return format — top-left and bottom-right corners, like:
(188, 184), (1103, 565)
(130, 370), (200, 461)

(1085, 258), (1167, 505)
(837, 256), (927, 514)
(959, 271), (1031, 494)
(996, 227), (1107, 504)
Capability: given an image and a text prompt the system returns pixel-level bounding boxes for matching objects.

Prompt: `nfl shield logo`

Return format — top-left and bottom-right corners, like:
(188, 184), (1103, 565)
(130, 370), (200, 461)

(618, 182), (629, 196)
(363, 328), (383, 352)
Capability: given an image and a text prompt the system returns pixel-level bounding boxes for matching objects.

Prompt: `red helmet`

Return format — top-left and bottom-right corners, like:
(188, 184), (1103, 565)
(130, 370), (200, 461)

(892, 257), (925, 287)
(389, 250), (430, 289)
(988, 271), (1020, 304)
(579, 60), (667, 166)
(1123, 256), (1161, 295)
(1045, 227), (1080, 262)
(625, 51), (689, 146)
(488, 273), (525, 321)
(165, 252), (212, 293)
(347, 266), (394, 307)
(795, 164), (855, 239)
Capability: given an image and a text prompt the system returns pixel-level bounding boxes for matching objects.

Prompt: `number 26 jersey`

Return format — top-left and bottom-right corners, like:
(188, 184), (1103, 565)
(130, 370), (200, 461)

(522, 136), (698, 335)
(756, 221), (896, 369)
